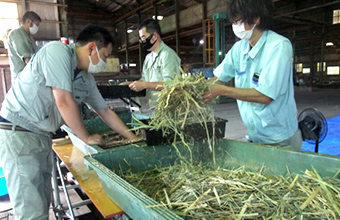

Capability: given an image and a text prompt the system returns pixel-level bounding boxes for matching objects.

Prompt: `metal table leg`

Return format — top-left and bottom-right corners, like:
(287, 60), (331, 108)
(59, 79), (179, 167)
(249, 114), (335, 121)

(56, 156), (76, 220)
(52, 151), (93, 220)
(52, 153), (63, 220)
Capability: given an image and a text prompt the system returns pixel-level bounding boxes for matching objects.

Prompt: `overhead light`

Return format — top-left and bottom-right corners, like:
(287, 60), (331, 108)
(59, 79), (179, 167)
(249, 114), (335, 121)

(129, 63), (136, 67)
(199, 39), (204, 44)
(152, 15), (163, 20)
(127, 29), (133, 33)
(219, 51), (222, 55)
(326, 42), (334, 46)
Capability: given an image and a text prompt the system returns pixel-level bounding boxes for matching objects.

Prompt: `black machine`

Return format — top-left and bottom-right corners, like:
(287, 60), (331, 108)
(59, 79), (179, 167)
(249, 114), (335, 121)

(97, 77), (146, 111)
(97, 84), (145, 108)
(298, 108), (328, 153)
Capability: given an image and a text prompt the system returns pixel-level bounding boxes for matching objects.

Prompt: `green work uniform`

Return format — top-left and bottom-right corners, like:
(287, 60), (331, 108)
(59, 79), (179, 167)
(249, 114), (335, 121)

(7, 26), (39, 83)
(72, 69), (107, 109)
(0, 42), (106, 220)
(141, 41), (180, 108)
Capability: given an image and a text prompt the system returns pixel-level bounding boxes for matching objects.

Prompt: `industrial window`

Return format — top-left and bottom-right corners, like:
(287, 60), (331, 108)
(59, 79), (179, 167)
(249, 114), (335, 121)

(302, 68), (310, 74)
(0, 2), (19, 47)
(333, 9), (340, 24)
(295, 63), (303, 72)
(317, 62), (326, 72)
(327, 66), (340, 75)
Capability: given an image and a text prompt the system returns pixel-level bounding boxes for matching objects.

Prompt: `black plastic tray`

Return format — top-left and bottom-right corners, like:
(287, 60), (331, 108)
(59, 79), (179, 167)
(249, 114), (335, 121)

(97, 85), (146, 98)
(100, 131), (143, 149)
(141, 117), (227, 146)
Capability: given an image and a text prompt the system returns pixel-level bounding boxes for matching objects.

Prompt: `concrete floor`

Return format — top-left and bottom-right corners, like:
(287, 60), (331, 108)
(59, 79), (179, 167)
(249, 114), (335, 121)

(1, 86), (339, 219)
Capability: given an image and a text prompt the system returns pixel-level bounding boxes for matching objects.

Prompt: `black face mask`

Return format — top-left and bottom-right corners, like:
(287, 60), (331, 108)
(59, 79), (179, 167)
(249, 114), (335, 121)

(139, 33), (156, 50)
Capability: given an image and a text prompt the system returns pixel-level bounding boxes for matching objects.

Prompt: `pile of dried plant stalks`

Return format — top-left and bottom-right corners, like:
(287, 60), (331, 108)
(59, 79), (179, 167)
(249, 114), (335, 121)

(131, 73), (217, 162)
(100, 131), (143, 149)
(122, 163), (340, 219)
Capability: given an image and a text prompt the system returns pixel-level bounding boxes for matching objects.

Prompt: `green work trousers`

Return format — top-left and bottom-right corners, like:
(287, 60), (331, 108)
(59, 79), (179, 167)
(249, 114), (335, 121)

(0, 128), (52, 220)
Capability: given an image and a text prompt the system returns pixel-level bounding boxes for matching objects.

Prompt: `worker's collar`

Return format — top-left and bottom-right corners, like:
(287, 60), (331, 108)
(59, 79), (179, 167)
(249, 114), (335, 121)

(152, 41), (165, 57)
(244, 30), (268, 59)
(70, 43), (77, 55)
(69, 43), (78, 79)
(19, 26), (30, 36)
(74, 68), (82, 79)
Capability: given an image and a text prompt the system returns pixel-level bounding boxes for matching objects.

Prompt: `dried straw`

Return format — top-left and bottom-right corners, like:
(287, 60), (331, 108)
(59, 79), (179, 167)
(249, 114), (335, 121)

(122, 163), (340, 219)
(131, 73), (217, 163)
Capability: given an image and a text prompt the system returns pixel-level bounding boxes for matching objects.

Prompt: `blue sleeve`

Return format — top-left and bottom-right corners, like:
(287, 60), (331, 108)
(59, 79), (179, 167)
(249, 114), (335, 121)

(213, 44), (239, 82)
(255, 40), (293, 100)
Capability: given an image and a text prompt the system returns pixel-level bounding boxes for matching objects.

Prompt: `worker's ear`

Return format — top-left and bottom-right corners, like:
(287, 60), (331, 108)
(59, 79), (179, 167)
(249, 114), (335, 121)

(24, 18), (31, 26)
(87, 42), (97, 56)
(254, 17), (260, 26)
(152, 32), (158, 42)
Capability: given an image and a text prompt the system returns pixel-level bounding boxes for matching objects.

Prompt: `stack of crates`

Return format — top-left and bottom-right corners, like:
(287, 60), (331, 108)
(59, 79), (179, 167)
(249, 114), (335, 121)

(0, 167), (8, 196)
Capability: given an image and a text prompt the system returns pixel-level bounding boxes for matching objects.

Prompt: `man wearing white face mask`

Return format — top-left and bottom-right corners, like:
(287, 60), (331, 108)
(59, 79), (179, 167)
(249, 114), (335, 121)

(8, 11), (41, 84)
(203, 0), (303, 150)
(0, 24), (139, 220)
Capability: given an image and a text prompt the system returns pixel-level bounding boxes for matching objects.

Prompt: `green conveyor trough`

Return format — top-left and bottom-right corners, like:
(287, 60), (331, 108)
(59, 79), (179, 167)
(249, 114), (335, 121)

(83, 139), (340, 220)
(61, 112), (150, 155)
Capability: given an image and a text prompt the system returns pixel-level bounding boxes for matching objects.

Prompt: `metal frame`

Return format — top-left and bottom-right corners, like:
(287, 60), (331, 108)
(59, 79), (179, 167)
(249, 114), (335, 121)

(51, 152), (92, 220)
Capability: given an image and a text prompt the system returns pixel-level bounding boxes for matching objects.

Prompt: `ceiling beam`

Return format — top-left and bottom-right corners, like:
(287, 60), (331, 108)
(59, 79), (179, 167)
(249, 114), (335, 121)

(107, 0), (122, 6)
(275, 0), (340, 18)
(69, 0), (115, 17)
(113, 0), (157, 24)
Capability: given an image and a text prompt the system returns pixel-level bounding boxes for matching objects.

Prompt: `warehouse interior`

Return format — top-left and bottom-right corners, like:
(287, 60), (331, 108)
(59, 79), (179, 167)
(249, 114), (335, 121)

(1, 0), (340, 219)
(1, 0), (340, 89)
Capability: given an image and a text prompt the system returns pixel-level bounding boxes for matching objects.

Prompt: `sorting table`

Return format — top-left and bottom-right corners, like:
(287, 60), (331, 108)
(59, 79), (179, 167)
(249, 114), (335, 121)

(52, 143), (124, 219)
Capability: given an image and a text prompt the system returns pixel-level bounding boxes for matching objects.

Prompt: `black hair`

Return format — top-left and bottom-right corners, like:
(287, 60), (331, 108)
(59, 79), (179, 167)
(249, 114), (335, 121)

(228, 0), (274, 30)
(138, 18), (162, 37)
(76, 24), (114, 49)
(22, 11), (41, 24)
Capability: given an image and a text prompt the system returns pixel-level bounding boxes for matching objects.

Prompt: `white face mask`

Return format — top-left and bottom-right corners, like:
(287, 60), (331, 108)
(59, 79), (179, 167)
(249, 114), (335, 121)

(29, 21), (39, 35)
(88, 46), (106, 74)
(232, 22), (256, 40)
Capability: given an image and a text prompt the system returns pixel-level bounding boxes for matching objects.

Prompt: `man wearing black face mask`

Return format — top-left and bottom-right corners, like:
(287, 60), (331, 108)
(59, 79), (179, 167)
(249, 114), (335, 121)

(128, 18), (181, 109)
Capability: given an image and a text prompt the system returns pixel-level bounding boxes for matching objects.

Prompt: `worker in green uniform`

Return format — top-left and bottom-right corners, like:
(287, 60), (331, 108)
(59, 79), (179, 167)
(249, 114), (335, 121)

(127, 18), (181, 109)
(0, 24), (139, 220)
(7, 11), (41, 84)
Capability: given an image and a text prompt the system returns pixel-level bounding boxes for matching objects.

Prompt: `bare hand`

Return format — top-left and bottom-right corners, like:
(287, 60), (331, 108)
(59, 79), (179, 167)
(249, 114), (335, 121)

(119, 81), (131, 86)
(203, 84), (225, 103)
(131, 137), (141, 142)
(86, 134), (105, 146)
(129, 81), (145, 92)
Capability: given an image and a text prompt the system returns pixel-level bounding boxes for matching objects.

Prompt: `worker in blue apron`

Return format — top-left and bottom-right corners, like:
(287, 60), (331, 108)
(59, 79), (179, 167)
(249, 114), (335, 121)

(0, 24), (139, 220)
(203, 0), (302, 150)
(128, 18), (181, 110)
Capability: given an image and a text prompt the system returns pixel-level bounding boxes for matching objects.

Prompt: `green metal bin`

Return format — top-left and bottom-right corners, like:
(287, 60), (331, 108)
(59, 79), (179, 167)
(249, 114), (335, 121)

(83, 139), (340, 220)
(61, 112), (149, 155)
